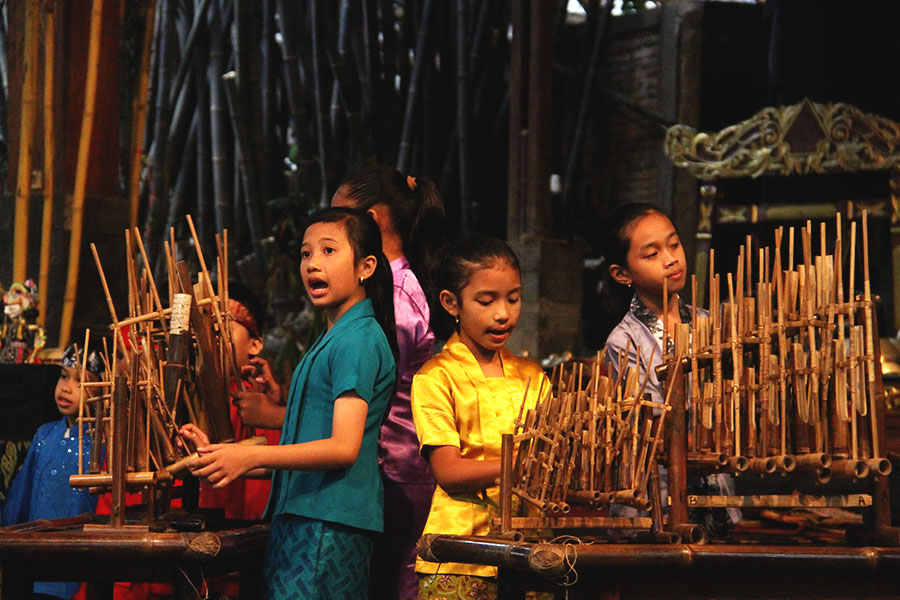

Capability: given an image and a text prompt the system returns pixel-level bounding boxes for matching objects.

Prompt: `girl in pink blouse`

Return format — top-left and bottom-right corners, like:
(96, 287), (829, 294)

(332, 166), (446, 600)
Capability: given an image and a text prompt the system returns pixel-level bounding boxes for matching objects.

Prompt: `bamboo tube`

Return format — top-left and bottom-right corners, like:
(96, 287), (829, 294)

(849, 221), (859, 459)
(727, 273), (741, 458)
(833, 216), (850, 455)
(610, 489), (651, 512)
(690, 275), (700, 453)
(774, 454), (796, 473)
(500, 433), (513, 533)
(802, 228), (822, 451)
(12, 0), (41, 283)
(69, 470), (171, 489)
(713, 276), (725, 454)
(793, 453), (832, 470)
(745, 234), (752, 299)
(747, 456), (777, 474)
(773, 228), (788, 456)
(830, 459), (869, 479)
(867, 458), (892, 477)
(686, 452), (729, 468)
(815, 468), (832, 485)
(566, 490), (604, 506)
(59, 0), (104, 346)
(746, 365), (758, 457)
(861, 211), (880, 458)
(726, 455), (749, 473)
(37, 0), (56, 327)
(662, 275), (668, 360)
(77, 330), (91, 475)
(758, 279), (771, 452)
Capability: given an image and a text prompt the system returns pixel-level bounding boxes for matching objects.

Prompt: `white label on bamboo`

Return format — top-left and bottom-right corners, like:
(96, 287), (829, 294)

(170, 293), (192, 334)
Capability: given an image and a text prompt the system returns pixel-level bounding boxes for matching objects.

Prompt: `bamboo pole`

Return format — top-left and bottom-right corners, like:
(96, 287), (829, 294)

(13, 0), (41, 283)
(207, 2), (231, 233)
(37, 0), (56, 328)
(455, 0), (470, 229)
(396, 0), (436, 173)
(128, 0), (157, 230)
(59, 0), (104, 347)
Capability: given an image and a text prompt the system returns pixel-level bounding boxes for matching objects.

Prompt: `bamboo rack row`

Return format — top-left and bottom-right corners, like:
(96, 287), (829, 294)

(505, 347), (673, 526)
(70, 216), (242, 527)
(661, 211), (891, 485)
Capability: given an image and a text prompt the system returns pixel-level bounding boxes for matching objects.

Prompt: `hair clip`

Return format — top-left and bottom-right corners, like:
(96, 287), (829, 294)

(406, 175), (417, 191)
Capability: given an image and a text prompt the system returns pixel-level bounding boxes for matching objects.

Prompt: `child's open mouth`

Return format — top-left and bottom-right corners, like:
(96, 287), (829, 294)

(307, 278), (329, 297)
(487, 328), (511, 342)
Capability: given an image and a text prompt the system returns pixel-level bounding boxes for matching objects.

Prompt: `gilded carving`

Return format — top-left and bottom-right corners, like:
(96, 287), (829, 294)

(665, 99), (900, 179)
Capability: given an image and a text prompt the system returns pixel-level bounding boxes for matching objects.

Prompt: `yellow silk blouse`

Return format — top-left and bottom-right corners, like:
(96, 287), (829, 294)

(411, 333), (549, 577)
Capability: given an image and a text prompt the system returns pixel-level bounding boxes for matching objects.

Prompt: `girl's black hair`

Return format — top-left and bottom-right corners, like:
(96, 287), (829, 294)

(432, 234), (521, 340)
(337, 165), (446, 304)
(307, 207), (399, 361)
(597, 202), (667, 332)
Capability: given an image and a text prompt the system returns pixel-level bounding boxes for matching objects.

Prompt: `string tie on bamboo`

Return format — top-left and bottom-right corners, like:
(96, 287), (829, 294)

(406, 175), (417, 191)
(529, 535), (582, 585)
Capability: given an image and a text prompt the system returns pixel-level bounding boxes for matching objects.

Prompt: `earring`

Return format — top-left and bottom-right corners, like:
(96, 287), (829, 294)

(359, 276), (365, 286)
(454, 315), (460, 325)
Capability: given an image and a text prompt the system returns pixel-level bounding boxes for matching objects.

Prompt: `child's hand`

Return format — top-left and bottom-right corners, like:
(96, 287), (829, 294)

(232, 388), (286, 429)
(178, 423), (211, 451)
(189, 443), (257, 488)
(246, 357), (283, 405)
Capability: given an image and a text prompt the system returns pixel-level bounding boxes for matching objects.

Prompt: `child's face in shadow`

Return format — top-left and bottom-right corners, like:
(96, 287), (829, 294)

(443, 259), (522, 363)
(55, 366), (83, 418)
(230, 320), (263, 369)
(617, 212), (686, 299)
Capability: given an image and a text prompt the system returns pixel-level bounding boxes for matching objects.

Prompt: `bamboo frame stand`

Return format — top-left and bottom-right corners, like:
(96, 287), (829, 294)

(660, 212), (898, 545)
(68, 216), (249, 529)
(496, 353), (681, 542)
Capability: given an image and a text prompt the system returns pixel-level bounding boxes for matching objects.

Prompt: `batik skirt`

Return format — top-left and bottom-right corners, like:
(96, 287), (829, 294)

(263, 513), (373, 600)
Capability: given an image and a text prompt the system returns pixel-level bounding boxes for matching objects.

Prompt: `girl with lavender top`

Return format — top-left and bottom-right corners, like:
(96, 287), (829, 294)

(333, 165), (446, 600)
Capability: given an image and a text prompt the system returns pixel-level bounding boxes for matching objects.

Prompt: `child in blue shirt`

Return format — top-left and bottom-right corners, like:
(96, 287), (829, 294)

(3, 342), (104, 599)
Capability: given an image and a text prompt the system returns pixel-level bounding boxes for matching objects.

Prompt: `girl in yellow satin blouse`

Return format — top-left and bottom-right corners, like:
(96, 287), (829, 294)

(411, 235), (549, 600)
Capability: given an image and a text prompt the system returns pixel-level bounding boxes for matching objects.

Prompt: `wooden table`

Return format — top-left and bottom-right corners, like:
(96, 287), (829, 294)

(419, 534), (900, 599)
(0, 516), (268, 599)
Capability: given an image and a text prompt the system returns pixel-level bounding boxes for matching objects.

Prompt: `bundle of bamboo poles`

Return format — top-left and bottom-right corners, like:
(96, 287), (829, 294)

(665, 211), (891, 486)
(67, 216), (248, 527)
(508, 348), (673, 522)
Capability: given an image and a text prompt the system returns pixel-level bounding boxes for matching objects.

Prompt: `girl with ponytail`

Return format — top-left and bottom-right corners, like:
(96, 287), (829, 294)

(332, 166), (445, 600)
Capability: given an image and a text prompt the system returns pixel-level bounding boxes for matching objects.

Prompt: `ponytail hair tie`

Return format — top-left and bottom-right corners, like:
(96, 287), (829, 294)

(406, 175), (417, 191)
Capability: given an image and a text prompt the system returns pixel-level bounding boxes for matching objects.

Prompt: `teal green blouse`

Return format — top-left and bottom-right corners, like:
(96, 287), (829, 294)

(265, 299), (396, 532)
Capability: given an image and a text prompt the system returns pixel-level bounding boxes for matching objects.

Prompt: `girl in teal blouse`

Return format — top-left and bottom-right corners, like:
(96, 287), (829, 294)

(182, 207), (397, 600)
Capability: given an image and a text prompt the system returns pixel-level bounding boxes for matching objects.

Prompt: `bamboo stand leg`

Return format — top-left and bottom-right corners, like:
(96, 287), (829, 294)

(664, 360), (698, 541)
(500, 433), (514, 534)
